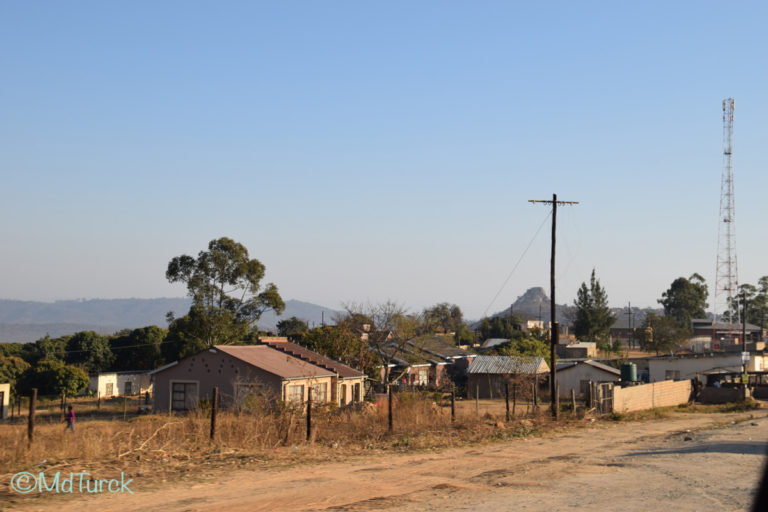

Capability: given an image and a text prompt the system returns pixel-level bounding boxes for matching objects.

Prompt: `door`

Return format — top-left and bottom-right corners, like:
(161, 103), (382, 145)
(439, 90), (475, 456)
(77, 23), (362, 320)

(171, 382), (198, 411)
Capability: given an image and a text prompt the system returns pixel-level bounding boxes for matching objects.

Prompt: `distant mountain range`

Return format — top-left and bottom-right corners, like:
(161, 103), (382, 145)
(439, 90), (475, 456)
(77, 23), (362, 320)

(481, 287), (662, 328)
(0, 298), (341, 343)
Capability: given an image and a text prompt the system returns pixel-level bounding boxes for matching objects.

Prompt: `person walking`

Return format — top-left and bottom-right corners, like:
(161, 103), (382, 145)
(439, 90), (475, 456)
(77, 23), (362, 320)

(65, 405), (75, 432)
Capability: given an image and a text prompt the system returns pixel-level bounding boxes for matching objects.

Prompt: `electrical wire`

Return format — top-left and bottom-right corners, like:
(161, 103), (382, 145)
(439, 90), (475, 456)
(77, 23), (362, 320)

(482, 209), (552, 318)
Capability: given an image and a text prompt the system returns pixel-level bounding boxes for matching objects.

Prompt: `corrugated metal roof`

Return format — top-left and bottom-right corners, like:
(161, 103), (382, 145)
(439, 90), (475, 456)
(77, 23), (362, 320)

(468, 355), (549, 375)
(260, 339), (365, 379)
(481, 338), (510, 349)
(557, 359), (620, 375)
(214, 345), (335, 379)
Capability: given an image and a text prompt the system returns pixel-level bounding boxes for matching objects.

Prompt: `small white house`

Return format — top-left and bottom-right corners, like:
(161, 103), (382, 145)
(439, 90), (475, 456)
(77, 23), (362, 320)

(89, 371), (153, 397)
(89, 373), (118, 397)
(556, 360), (620, 398)
(116, 371), (153, 395)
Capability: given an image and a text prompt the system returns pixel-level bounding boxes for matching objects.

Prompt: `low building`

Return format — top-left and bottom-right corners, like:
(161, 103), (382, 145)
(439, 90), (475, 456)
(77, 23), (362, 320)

(116, 371), (153, 396)
(260, 337), (366, 404)
(556, 341), (597, 359)
(0, 382), (9, 420)
(647, 353), (765, 382)
(151, 345), (336, 412)
(89, 373), (119, 398)
(556, 360), (620, 398)
(466, 355), (549, 399)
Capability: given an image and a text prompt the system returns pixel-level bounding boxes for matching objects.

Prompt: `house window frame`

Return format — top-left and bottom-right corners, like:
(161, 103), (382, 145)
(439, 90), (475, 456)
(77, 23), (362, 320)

(286, 384), (304, 404)
(169, 380), (199, 411)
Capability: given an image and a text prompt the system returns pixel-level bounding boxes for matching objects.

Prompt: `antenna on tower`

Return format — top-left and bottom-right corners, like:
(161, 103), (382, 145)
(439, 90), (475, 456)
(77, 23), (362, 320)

(714, 98), (740, 340)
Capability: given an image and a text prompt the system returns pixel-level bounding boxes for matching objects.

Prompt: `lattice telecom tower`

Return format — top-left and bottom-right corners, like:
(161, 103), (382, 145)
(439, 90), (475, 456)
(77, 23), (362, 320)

(714, 98), (739, 330)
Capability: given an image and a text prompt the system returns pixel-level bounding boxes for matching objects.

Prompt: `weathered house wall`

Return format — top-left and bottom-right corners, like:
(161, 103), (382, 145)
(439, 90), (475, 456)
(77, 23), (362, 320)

(557, 365), (619, 398)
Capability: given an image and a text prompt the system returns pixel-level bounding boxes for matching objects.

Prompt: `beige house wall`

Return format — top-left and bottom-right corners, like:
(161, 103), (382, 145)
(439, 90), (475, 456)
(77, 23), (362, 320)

(0, 383), (9, 420)
(337, 378), (365, 405)
(613, 380), (692, 413)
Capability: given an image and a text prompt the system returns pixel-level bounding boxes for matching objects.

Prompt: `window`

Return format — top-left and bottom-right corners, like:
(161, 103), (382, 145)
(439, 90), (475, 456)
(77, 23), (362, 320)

(340, 384), (347, 404)
(665, 370), (680, 381)
(124, 381), (132, 395)
(171, 382), (198, 411)
(105, 382), (114, 396)
(418, 368), (428, 386)
(287, 384), (304, 404)
(312, 383), (327, 402)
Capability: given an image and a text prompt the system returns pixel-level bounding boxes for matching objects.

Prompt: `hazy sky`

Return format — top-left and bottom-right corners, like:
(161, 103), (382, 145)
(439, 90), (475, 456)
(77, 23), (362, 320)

(2, 2), (767, 319)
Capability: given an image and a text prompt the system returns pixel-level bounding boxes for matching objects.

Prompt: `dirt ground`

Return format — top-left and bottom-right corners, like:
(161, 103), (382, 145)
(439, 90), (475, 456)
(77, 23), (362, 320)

(4, 410), (768, 512)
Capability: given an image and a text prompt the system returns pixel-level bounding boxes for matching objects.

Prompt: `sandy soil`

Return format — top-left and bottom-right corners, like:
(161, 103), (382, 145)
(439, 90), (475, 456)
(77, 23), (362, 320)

(5, 411), (768, 512)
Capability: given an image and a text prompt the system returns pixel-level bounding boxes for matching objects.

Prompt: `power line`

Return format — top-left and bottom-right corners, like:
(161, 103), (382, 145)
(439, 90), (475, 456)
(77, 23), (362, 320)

(482, 209), (552, 318)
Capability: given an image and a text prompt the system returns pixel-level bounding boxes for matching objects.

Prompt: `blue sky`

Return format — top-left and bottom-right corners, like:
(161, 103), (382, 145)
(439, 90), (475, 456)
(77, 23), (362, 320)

(1, 2), (767, 319)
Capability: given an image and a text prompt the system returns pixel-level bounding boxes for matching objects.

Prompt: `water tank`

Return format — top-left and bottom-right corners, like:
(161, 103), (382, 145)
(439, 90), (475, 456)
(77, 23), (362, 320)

(621, 362), (637, 382)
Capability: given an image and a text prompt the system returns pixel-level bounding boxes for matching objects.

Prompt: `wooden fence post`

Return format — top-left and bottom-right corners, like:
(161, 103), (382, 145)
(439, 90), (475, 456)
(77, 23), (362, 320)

(306, 387), (312, 441)
(512, 383), (517, 416)
(97, 391), (101, 410)
(210, 387), (218, 441)
(123, 394), (127, 421)
(27, 388), (37, 447)
(388, 384), (393, 432)
(533, 381), (538, 410)
(571, 389), (576, 413)
(475, 384), (479, 415)
(505, 382), (510, 422)
(450, 387), (455, 423)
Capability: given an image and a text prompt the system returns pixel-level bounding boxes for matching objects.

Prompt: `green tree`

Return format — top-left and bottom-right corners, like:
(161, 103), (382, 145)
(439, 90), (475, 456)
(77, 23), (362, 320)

(64, 331), (114, 373)
(454, 323), (475, 345)
(496, 335), (550, 364)
(110, 326), (166, 371)
(19, 335), (68, 365)
(276, 316), (309, 340)
(165, 237), (285, 354)
(422, 303), (464, 334)
(478, 316), (520, 340)
(572, 269), (616, 350)
(300, 324), (379, 379)
(17, 360), (89, 397)
(0, 355), (31, 396)
(639, 313), (689, 355)
(658, 273), (709, 328)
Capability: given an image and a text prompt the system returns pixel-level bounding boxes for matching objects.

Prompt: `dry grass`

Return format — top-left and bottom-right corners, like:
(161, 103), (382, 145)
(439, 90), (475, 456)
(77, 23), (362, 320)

(0, 393), (559, 481)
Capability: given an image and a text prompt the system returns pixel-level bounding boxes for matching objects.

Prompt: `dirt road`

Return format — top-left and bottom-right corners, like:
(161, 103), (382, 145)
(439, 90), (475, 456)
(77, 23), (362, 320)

(6, 411), (768, 512)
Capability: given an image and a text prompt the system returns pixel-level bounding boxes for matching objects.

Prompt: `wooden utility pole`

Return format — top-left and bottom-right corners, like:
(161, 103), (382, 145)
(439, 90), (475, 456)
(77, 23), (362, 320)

(529, 194), (579, 420)
(387, 384), (393, 432)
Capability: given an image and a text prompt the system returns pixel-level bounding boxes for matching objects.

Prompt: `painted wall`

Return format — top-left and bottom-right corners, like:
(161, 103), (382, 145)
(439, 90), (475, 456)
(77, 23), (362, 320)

(89, 373), (119, 398)
(557, 364), (619, 398)
(0, 383), (9, 419)
(613, 380), (692, 413)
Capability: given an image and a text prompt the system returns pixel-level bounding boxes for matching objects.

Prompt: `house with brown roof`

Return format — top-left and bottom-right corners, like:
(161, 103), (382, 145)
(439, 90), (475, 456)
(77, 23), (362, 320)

(150, 344), (336, 413)
(259, 337), (366, 404)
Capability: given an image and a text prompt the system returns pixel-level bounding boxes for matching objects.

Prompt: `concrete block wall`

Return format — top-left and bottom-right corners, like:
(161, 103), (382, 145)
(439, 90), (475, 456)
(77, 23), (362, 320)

(613, 380), (692, 413)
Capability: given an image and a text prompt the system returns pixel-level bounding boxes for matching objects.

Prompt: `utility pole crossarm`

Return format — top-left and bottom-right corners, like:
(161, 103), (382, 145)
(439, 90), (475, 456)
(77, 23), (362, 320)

(528, 200), (580, 205)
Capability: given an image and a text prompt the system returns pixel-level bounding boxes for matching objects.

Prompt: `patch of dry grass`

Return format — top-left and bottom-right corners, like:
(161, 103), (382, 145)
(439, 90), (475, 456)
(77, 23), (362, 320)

(0, 393), (560, 480)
